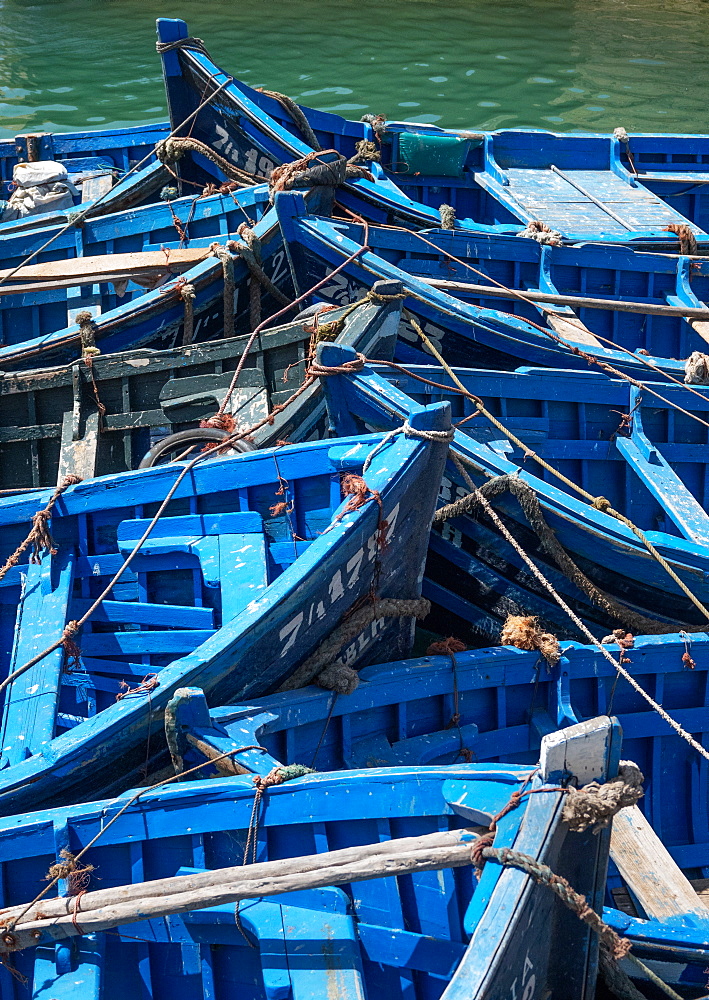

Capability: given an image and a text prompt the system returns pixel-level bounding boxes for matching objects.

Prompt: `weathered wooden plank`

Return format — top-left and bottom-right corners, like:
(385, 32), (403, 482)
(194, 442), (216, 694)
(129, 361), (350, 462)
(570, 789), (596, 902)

(0, 248), (210, 296)
(610, 805), (707, 918)
(0, 827), (480, 949)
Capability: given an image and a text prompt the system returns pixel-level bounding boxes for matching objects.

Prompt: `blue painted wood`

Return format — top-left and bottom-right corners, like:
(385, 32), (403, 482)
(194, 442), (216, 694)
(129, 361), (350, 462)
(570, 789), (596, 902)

(0, 411), (448, 813)
(0, 725), (615, 1000)
(0, 122), (170, 234)
(0, 183), (287, 371)
(185, 634), (709, 992)
(319, 345), (709, 636)
(160, 18), (709, 246)
(274, 189), (709, 380)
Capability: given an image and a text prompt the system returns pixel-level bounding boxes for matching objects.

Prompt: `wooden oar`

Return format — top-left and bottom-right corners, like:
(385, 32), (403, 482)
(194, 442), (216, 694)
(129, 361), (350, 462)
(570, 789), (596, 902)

(0, 248), (211, 297)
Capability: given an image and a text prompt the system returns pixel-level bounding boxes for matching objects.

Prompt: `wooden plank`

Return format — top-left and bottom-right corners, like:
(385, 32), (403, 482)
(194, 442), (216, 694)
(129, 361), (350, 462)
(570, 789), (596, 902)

(0, 827), (480, 950)
(610, 805), (707, 918)
(57, 409), (99, 484)
(0, 248), (210, 296)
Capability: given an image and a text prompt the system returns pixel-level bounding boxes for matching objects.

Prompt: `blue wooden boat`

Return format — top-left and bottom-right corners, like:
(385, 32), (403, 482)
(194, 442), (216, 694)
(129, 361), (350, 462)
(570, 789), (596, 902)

(0, 183), (288, 371)
(318, 344), (709, 637)
(171, 635), (709, 996)
(159, 17), (709, 247)
(0, 410), (448, 814)
(0, 121), (171, 233)
(0, 278), (402, 489)
(276, 190), (709, 381)
(0, 717), (619, 1000)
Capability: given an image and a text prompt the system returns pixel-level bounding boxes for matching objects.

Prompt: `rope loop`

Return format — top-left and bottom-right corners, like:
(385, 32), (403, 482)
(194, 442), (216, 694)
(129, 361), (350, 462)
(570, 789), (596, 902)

(362, 420), (454, 473)
(562, 761), (644, 833)
(306, 351), (366, 378)
(156, 36), (209, 56)
(517, 219), (563, 245)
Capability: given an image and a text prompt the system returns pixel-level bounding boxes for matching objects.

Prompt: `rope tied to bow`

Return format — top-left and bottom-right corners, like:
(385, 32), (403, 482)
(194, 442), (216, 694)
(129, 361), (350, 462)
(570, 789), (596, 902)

(269, 150), (374, 195)
(562, 760), (644, 833)
(361, 420), (455, 473)
(517, 219), (563, 245)
(255, 88), (322, 151)
(278, 597), (431, 693)
(475, 843), (632, 961)
(500, 614), (561, 667)
(155, 136), (261, 188)
(156, 36), (209, 56)
(306, 351), (366, 378)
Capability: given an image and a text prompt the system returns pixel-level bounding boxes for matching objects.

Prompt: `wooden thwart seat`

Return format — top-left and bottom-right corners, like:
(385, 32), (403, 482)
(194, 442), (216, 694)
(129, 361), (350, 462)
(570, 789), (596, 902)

(610, 805), (708, 919)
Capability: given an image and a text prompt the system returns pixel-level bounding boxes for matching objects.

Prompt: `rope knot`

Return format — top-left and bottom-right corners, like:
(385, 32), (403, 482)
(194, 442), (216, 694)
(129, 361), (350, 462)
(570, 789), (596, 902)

(426, 636), (467, 656)
(45, 850), (94, 895)
(155, 137), (184, 165)
(664, 223), (698, 256)
(199, 412), (235, 433)
(253, 763), (315, 793)
(439, 204), (456, 230)
(613, 127), (629, 144)
(351, 139), (381, 163)
(116, 673), (159, 701)
(365, 289), (407, 305)
(562, 760), (644, 833)
(517, 219), (562, 245)
(684, 351), (709, 385)
(179, 282), (196, 303)
(305, 351), (366, 379)
(591, 495), (611, 512)
(360, 113), (387, 137)
(61, 620), (81, 668)
(500, 614), (561, 667)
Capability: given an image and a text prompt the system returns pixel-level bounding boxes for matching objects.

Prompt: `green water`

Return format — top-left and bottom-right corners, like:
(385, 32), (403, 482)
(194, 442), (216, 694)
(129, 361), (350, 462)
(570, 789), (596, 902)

(0, 0), (705, 140)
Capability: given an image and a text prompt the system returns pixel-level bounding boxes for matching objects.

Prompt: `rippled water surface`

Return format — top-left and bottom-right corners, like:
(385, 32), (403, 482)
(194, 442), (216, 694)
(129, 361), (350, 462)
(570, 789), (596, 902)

(0, 0), (706, 138)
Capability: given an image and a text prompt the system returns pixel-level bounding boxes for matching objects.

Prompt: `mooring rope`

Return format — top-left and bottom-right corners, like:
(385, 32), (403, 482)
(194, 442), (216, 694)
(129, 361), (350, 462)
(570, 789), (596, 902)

(407, 313), (709, 624)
